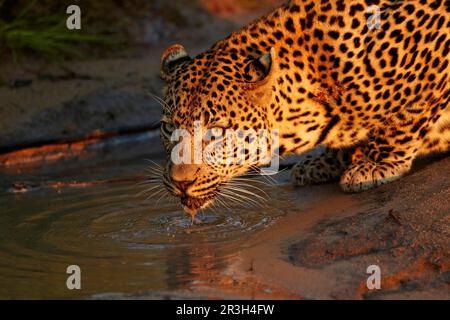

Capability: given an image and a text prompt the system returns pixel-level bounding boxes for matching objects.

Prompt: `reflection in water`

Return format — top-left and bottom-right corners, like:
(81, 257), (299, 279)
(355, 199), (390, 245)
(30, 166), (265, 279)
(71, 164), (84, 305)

(0, 159), (287, 299)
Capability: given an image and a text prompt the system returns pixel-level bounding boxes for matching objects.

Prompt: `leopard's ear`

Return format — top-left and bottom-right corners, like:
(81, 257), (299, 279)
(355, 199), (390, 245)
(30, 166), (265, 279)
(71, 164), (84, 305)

(243, 47), (278, 90)
(161, 44), (191, 80)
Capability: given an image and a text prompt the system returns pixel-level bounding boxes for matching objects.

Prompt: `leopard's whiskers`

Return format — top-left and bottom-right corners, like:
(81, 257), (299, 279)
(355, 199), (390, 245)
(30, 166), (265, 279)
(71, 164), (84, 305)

(135, 160), (178, 203)
(146, 91), (171, 110)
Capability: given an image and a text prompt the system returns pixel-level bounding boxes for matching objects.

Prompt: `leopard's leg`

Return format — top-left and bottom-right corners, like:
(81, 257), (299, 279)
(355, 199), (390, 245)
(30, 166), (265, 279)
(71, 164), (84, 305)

(418, 109), (450, 155)
(419, 133), (450, 155)
(291, 147), (351, 186)
(339, 121), (427, 192)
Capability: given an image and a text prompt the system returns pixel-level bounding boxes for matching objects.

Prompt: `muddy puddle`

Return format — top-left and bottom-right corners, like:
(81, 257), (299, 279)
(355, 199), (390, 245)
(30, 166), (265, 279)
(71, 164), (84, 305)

(0, 140), (292, 299)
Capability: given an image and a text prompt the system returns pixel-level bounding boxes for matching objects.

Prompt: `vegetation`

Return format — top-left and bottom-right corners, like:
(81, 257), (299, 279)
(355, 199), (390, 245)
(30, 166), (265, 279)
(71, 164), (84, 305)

(0, 0), (127, 61)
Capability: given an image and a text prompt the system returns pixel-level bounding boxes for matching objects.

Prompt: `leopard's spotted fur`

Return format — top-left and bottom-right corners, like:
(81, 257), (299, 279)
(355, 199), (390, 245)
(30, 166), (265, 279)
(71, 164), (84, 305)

(159, 0), (450, 214)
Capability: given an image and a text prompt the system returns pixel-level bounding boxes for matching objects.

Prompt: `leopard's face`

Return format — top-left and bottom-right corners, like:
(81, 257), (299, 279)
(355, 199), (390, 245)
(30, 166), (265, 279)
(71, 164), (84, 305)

(158, 45), (278, 216)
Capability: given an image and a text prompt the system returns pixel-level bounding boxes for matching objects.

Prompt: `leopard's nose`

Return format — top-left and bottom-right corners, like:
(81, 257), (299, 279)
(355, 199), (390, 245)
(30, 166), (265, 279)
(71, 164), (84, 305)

(170, 164), (199, 194)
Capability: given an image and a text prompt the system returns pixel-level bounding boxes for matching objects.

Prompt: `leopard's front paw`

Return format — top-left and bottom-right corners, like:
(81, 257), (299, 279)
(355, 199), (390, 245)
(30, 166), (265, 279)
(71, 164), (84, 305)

(339, 160), (407, 192)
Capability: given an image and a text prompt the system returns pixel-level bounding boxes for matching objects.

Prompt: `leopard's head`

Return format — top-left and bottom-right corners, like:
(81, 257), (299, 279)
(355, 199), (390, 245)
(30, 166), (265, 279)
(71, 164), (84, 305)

(158, 44), (280, 216)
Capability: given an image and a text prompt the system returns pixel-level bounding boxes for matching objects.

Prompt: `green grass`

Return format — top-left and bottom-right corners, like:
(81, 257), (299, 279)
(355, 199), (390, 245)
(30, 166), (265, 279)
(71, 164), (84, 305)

(0, 0), (120, 61)
(0, 18), (118, 59)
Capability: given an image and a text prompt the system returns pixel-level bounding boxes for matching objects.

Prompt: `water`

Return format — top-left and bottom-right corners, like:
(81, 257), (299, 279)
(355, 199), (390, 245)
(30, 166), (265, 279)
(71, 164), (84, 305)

(0, 154), (289, 299)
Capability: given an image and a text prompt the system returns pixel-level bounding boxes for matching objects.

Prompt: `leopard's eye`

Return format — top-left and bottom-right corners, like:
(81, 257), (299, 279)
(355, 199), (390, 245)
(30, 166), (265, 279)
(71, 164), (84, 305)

(161, 121), (175, 139)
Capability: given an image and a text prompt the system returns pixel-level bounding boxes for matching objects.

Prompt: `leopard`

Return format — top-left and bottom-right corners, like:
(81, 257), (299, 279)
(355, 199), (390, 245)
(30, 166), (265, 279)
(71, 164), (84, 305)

(157, 0), (450, 217)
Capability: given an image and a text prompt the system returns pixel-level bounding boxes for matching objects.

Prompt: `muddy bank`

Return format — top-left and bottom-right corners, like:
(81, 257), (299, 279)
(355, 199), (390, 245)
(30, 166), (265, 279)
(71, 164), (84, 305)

(0, 47), (176, 152)
(211, 156), (449, 300)
(288, 157), (450, 299)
